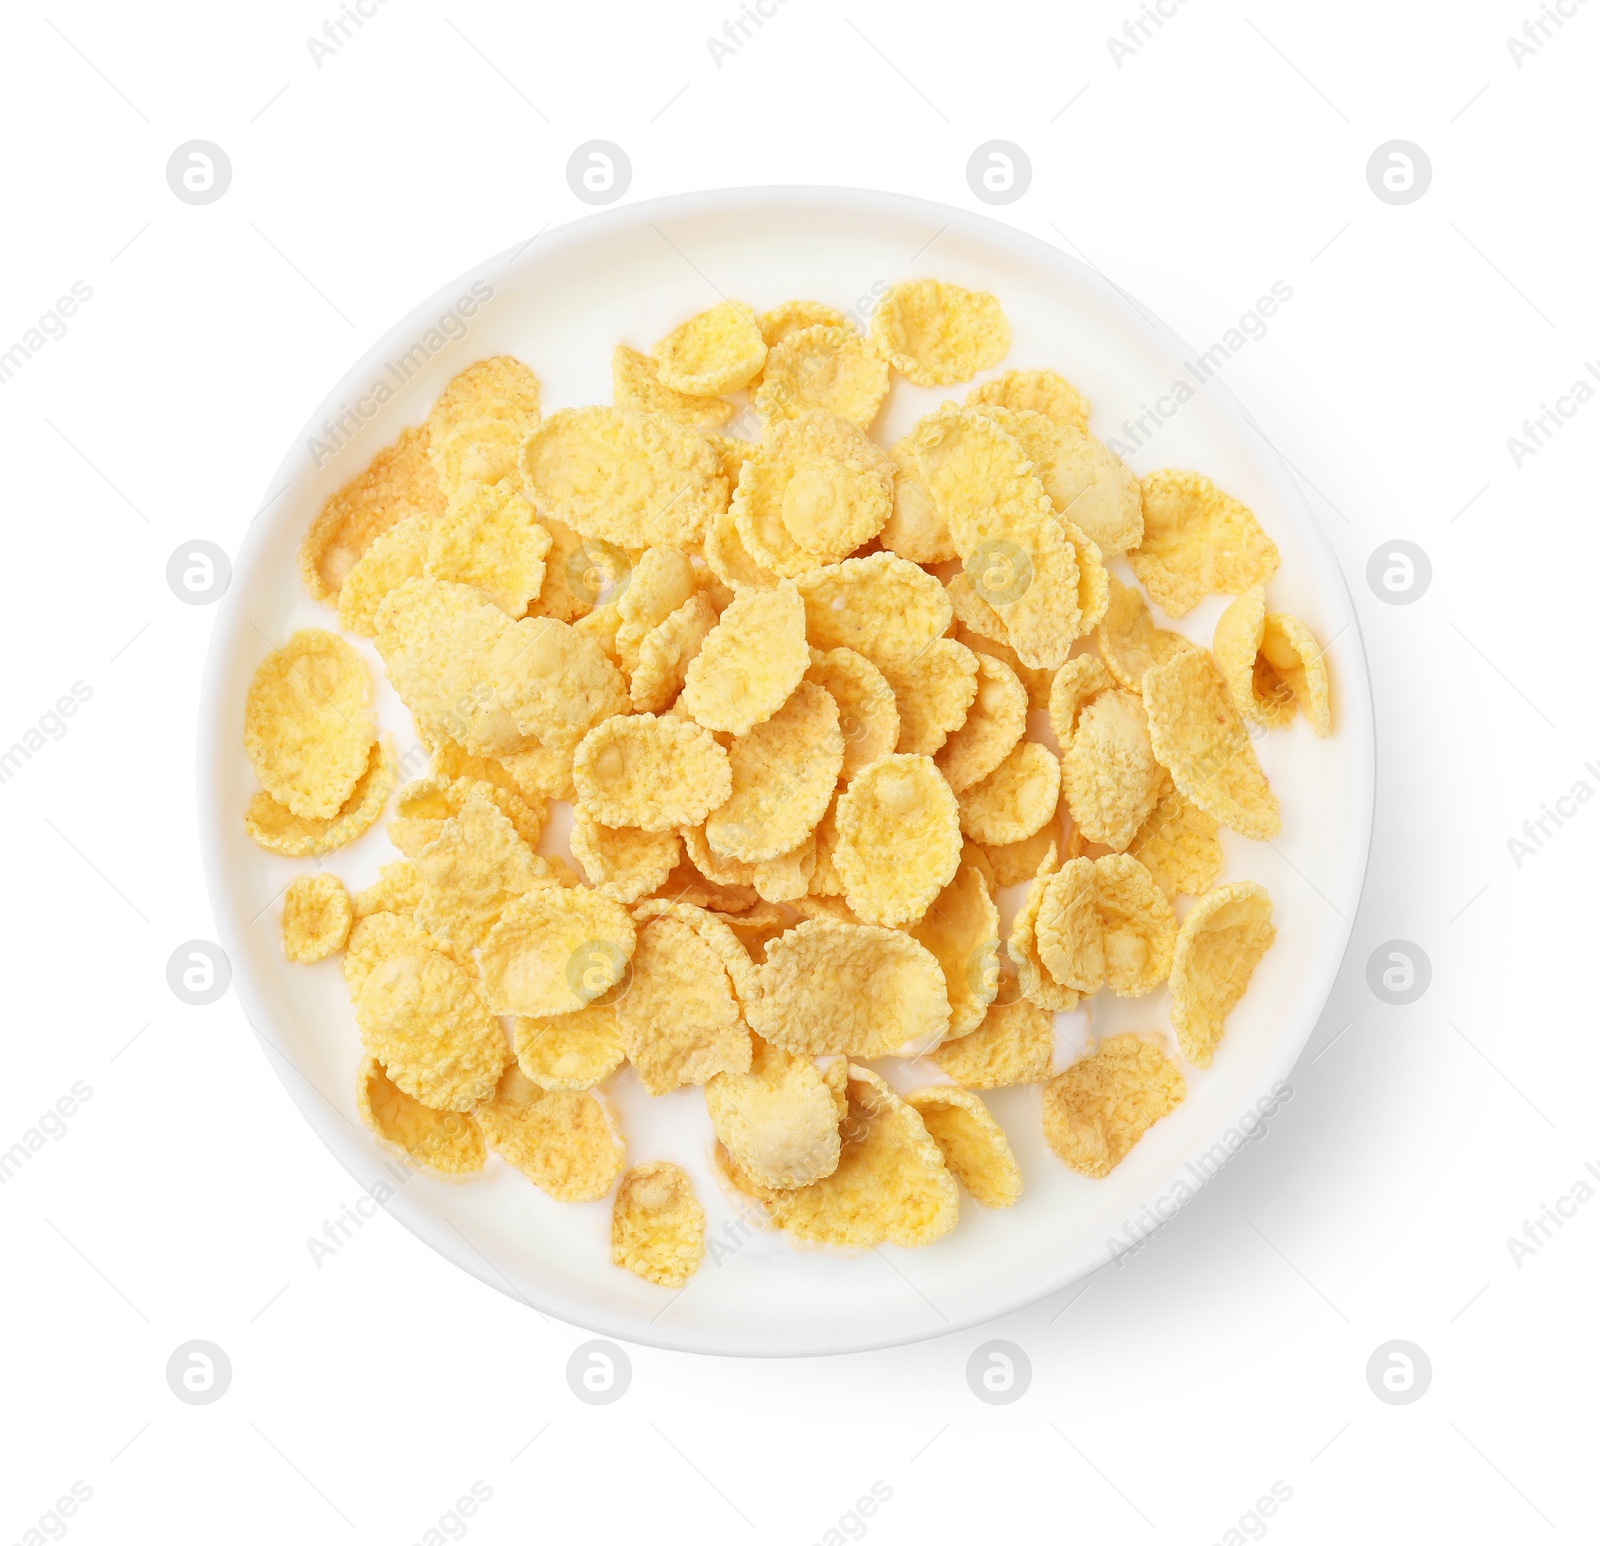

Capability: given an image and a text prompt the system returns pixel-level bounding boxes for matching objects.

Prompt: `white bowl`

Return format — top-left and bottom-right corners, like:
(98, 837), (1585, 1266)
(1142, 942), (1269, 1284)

(200, 187), (1374, 1357)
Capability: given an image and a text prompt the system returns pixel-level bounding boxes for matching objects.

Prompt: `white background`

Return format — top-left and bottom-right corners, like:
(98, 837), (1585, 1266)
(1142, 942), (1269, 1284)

(1, 0), (1595, 1541)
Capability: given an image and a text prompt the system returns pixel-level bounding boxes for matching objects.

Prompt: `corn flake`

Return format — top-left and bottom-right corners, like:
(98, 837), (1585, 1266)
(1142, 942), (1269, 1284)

(1143, 649), (1281, 840)
(834, 752), (962, 926)
(653, 300), (766, 395)
(613, 1162), (705, 1287)
(570, 813), (681, 903)
(513, 1004), (627, 1090)
(680, 581), (809, 735)
(807, 647), (899, 785)
(763, 1066), (958, 1247)
(479, 883), (637, 1018)
(1128, 773), (1222, 900)
(522, 407), (727, 551)
(1042, 1034), (1185, 1178)
(793, 551), (952, 670)
(336, 512), (429, 637)
(424, 482), (551, 617)
(906, 862), (1000, 1040)
(246, 629), (375, 820)
(246, 738), (395, 857)
(1169, 881), (1274, 1067)
(967, 368), (1090, 431)
(905, 1087), (1021, 1207)
(871, 279), (1010, 386)
(1060, 687), (1163, 851)
(754, 324), (890, 429)
(958, 739), (1060, 847)
(936, 651), (1026, 793)
(282, 874), (352, 963)
(613, 342), (733, 429)
(705, 1039), (843, 1191)
(931, 999), (1055, 1088)
(355, 948), (508, 1111)
(882, 637), (978, 757)
(574, 712), (732, 832)
(749, 918), (950, 1057)
(1132, 469), (1280, 618)
(1096, 575), (1192, 692)
(477, 1065), (625, 1202)
(1213, 586), (1331, 735)
(357, 1056), (485, 1175)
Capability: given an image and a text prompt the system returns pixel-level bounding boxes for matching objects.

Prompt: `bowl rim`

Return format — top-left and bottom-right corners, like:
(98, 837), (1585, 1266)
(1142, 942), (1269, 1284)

(198, 183), (1377, 1357)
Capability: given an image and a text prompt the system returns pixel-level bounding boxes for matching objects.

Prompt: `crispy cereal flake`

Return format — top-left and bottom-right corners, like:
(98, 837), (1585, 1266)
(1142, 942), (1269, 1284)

(905, 1087), (1021, 1207)
(513, 1004), (627, 1090)
(357, 1056), (485, 1175)
(282, 874), (352, 963)
(1169, 881), (1274, 1067)
(574, 713), (732, 832)
(706, 1040), (843, 1191)
(931, 999), (1055, 1089)
(1132, 469), (1279, 618)
(1042, 1034), (1186, 1177)
(653, 300), (766, 395)
(613, 1162), (705, 1287)
(477, 1065), (624, 1202)
(479, 884), (637, 1018)
(834, 753), (962, 926)
(871, 279), (1010, 386)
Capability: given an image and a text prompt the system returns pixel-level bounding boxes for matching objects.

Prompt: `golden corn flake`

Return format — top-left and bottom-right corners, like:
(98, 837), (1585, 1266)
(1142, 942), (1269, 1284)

(357, 1056), (485, 1176)
(794, 551), (952, 670)
(679, 581), (809, 734)
(1213, 586), (1331, 735)
(522, 407), (727, 551)
(754, 324), (890, 429)
(1005, 842), (1079, 1012)
(757, 299), (850, 354)
(1045, 852), (1176, 998)
(895, 403), (1037, 537)
(905, 1087), (1021, 1208)
(426, 356), (541, 456)
(704, 506), (778, 591)
(500, 738), (577, 803)
(1060, 687), (1163, 851)
(1132, 469), (1280, 618)
(490, 613), (631, 755)
(476, 1065), (624, 1203)
(834, 753), (962, 927)
(958, 738), (1060, 847)
(353, 859), (423, 920)
(245, 737), (395, 857)
(1128, 773), (1222, 900)
(906, 862), (1000, 1040)
(764, 1066), (958, 1247)
(355, 948), (508, 1112)
(653, 299), (766, 395)
(613, 342), (733, 429)
(570, 813), (680, 903)
(513, 1003), (627, 1090)
(614, 547), (696, 666)
(528, 519), (634, 623)
(614, 915), (751, 1093)
(973, 406), (1142, 554)
(750, 918), (950, 1057)
(428, 739), (551, 833)
(960, 836), (997, 896)
(336, 512), (429, 637)
(1042, 1034), (1185, 1178)
(807, 647), (899, 784)
(299, 425), (444, 601)
(413, 785), (551, 950)
(1096, 575), (1192, 692)
(733, 413), (894, 576)
(424, 482), (551, 617)
(1143, 649), (1281, 840)
(374, 578), (527, 756)
(945, 571), (1008, 645)
(957, 624), (1053, 712)
(245, 629), (375, 820)
(343, 911), (463, 1000)
(936, 651), (1026, 793)
(388, 774), (542, 860)
(931, 998), (1055, 1089)
(1170, 881), (1275, 1067)
(629, 593), (718, 714)
(882, 637), (978, 757)
(705, 1039), (842, 1191)
(282, 873), (353, 963)
(429, 416), (527, 497)
(747, 833), (821, 904)
(630, 897), (763, 1015)
(982, 825), (1060, 889)
(612, 1162), (705, 1287)
(574, 712), (732, 831)
(880, 448), (956, 565)
(479, 883), (637, 1018)
(967, 368), (1090, 432)
(871, 279), (1010, 386)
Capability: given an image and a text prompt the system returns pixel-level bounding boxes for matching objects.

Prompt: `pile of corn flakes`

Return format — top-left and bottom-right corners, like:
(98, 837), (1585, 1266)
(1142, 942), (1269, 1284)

(248, 278), (1331, 1290)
